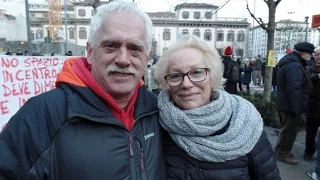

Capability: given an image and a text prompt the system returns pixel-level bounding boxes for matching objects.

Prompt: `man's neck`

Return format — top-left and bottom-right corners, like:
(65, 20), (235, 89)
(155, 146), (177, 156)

(111, 92), (135, 110)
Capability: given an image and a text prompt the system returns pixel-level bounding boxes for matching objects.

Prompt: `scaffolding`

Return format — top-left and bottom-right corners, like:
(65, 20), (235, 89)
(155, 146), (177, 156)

(48, 0), (62, 41)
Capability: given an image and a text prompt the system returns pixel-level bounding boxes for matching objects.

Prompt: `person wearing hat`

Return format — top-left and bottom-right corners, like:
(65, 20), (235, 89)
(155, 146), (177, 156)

(275, 42), (315, 165)
(222, 46), (239, 94)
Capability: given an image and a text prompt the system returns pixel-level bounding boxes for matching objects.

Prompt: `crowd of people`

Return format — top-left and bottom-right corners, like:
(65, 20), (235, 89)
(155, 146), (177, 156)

(0, 0), (319, 179)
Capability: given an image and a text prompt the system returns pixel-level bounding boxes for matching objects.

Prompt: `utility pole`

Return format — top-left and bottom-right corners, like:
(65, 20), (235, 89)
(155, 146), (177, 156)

(287, 12), (295, 48)
(64, 0), (68, 54)
(305, 16), (309, 42)
(25, 0), (33, 55)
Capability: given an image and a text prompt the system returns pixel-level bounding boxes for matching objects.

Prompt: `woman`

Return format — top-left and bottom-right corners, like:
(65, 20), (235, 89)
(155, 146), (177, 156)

(242, 61), (254, 92)
(154, 35), (280, 179)
(237, 58), (244, 91)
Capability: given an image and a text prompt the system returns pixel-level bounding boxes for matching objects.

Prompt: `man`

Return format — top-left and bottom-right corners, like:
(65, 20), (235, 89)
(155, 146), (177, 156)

(275, 42), (315, 165)
(0, 1), (166, 179)
(222, 46), (239, 94)
(304, 46), (320, 161)
(307, 46), (320, 180)
(253, 55), (263, 86)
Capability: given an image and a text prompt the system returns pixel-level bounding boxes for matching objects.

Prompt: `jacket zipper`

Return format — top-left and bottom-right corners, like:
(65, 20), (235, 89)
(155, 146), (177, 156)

(137, 140), (148, 180)
(129, 135), (137, 180)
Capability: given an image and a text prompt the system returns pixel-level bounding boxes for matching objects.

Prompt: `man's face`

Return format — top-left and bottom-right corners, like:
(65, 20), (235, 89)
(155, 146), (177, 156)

(86, 12), (150, 98)
(315, 51), (320, 67)
(301, 52), (312, 61)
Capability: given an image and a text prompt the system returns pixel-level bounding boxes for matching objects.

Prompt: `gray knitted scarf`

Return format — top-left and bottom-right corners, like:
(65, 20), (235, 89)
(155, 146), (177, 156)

(158, 89), (263, 162)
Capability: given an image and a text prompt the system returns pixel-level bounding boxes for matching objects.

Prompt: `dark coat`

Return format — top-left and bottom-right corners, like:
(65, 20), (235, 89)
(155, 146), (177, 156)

(163, 129), (280, 180)
(307, 66), (320, 118)
(276, 51), (309, 115)
(272, 66), (278, 86)
(0, 84), (166, 180)
(222, 56), (237, 94)
(242, 66), (253, 85)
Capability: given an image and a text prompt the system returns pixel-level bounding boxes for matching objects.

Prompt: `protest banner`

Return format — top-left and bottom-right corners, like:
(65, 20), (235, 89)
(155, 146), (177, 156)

(0, 56), (68, 132)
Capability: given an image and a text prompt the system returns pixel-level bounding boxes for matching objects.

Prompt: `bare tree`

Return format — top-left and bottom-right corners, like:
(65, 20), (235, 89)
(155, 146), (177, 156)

(246, 0), (282, 102)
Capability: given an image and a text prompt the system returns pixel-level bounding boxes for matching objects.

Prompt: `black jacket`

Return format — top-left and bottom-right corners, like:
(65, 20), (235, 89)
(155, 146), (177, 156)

(307, 66), (320, 118)
(276, 51), (309, 115)
(0, 83), (166, 180)
(163, 129), (280, 180)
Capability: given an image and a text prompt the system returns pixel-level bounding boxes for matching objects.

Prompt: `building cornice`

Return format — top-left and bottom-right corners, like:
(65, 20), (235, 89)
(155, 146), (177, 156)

(152, 19), (250, 28)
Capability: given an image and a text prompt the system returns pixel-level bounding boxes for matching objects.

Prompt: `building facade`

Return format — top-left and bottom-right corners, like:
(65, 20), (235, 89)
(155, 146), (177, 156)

(248, 20), (320, 58)
(28, 2), (250, 57)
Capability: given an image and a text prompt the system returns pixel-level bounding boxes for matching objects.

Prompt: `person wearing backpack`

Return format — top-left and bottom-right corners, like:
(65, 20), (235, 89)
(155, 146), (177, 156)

(222, 46), (239, 94)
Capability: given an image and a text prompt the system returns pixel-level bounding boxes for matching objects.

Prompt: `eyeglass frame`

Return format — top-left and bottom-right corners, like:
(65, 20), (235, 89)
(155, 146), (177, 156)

(164, 68), (210, 87)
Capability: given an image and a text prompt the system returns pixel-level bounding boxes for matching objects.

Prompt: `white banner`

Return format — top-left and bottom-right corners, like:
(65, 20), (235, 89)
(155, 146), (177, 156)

(0, 56), (68, 132)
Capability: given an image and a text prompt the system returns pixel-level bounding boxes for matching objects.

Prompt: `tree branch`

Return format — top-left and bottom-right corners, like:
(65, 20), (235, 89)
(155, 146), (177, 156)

(246, 2), (268, 30)
(275, 0), (282, 6)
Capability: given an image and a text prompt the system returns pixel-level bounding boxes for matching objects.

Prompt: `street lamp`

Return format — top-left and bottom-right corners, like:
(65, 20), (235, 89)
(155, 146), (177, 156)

(305, 16), (309, 42)
(287, 12), (295, 48)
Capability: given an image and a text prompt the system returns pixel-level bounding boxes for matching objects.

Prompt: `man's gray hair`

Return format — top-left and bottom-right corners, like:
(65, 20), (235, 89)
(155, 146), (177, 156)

(88, 0), (153, 52)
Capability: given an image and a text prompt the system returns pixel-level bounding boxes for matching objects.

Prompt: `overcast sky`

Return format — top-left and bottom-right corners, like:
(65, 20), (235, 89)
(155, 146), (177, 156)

(1, 0), (319, 26)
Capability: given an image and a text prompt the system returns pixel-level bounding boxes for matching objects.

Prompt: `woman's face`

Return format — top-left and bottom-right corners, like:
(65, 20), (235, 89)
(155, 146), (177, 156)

(166, 47), (213, 110)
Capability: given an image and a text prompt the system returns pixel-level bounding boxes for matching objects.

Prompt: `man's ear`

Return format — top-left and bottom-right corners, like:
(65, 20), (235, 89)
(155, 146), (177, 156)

(86, 42), (93, 65)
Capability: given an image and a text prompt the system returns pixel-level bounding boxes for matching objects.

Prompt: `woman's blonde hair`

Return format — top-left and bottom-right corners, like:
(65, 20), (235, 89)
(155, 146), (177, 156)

(154, 35), (224, 90)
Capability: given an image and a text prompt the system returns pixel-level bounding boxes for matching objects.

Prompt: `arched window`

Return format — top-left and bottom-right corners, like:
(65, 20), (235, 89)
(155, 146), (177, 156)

(163, 28), (171, 40)
(79, 28), (87, 39)
(217, 30), (224, 41)
(182, 29), (189, 35)
(30, 30), (35, 40)
(227, 30), (234, 42)
(78, 9), (86, 17)
(237, 30), (245, 42)
(36, 29), (42, 39)
(204, 29), (212, 41)
(193, 29), (200, 38)
(69, 28), (75, 39)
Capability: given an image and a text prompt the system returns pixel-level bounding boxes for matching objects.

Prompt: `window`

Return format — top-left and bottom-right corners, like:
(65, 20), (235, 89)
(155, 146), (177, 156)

(31, 30), (35, 40)
(91, 9), (95, 16)
(182, 29), (189, 35)
(79, 28), (87, 39)
(194, 11), (200, 19)
(163, 47), (168, 53)
(69, 28), (75, 39)
(204, 29), (212, 41)
(217, 30), (224, 41)
(36, 29), (42, 39)
(237, 30), (245, 42)
(78, 9), (86, 17)
(31, 13), (35, 17)
(205, 12), (212, 19)
(236, 49), (244, 56)
(227, 30), (235, 42)
(193, 29), (200, 38)
(182, 11), (189, 19)
(43, 13), (48, 17)
(163, 28), (171, 40)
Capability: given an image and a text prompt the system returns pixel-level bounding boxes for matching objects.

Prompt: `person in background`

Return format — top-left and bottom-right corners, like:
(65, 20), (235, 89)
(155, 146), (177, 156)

(237, 58), (244, 91)
(5, 49), (12, 55)
(253, 55), (263, 86)
(150, 56), (160, 96)
(272, 63), (278, 95)
(222, 46), (238, 94)
(0, 1), (166, 179)
(242, 61), (254, 93)
(261, 59), (267, 84)
(154, 35), (280, 180)
(306, 46), (320, 180)
(304, 46), (320, 162)
(275, 42), (315, 165)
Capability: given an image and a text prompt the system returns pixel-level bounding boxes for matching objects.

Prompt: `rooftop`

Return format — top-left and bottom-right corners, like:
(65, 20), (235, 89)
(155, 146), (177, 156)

(175, 3), (218, 11)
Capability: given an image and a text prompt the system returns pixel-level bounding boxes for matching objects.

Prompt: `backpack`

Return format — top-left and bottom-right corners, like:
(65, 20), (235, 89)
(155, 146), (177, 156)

(227, 61), (240, 83)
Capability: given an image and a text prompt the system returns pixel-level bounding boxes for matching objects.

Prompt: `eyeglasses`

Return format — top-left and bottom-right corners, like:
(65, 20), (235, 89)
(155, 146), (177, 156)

(164, 68), (210, 87)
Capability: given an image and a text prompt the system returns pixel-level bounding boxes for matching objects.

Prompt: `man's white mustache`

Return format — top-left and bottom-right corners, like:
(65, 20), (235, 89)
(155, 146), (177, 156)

(106, 65), (137, 77)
